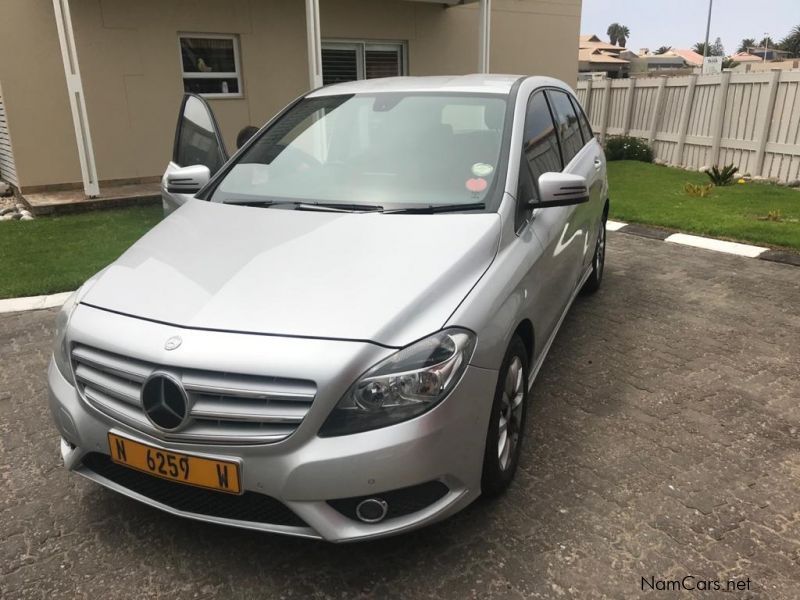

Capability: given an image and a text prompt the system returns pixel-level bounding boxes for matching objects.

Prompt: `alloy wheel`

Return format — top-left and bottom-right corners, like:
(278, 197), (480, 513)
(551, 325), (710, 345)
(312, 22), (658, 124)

(595, 221), (606, 280)
(498, 356), (525, 471)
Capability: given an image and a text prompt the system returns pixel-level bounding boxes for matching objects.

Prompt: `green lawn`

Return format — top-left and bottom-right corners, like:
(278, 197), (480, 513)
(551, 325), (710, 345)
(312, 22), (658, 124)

(608, 161), (800, 250)
(0, 205), (162, 299)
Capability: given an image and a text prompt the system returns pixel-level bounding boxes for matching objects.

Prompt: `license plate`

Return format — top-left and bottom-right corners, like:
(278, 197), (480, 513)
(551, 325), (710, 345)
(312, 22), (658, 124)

(107, 433), (241, 494)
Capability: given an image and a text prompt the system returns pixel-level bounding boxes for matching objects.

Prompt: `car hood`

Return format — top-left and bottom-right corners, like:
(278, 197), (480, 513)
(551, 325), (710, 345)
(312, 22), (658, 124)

(81, 200), (501, 347)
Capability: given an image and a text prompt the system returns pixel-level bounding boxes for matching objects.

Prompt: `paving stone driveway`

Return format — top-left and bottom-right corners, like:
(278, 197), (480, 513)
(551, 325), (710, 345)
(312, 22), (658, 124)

(2, 232), (799, 600)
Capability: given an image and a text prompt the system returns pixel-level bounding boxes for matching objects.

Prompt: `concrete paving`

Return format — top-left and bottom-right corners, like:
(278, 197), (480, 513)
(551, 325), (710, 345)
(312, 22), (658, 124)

(1, 232), (799, 599)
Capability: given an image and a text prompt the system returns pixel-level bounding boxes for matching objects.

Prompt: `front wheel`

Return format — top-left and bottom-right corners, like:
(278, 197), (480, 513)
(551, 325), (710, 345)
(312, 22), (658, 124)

(481, 335), (529, 497)
(582, 215), (606, 294)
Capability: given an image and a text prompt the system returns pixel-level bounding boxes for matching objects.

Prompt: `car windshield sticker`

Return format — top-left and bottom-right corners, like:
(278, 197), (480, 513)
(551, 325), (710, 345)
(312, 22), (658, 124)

(466, 178), (488, 193)
(471, 163), (494, 178)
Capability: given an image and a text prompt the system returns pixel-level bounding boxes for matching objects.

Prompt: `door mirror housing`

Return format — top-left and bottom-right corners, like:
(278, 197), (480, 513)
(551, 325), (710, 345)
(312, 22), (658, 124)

(165, 164), (211, 195)
(530, 172), (590, 208)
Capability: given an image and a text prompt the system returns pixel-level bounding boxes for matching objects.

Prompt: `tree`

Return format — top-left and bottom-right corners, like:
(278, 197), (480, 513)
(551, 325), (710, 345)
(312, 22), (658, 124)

(617, 25), (631, 47)
(737, 38), (756, 53)
(779, 25), (800, 58)
(759, 36), (775, 48)
(693, 40), (725, 57)
(607, 23), (631, 47)
(654, 46), (671, 55)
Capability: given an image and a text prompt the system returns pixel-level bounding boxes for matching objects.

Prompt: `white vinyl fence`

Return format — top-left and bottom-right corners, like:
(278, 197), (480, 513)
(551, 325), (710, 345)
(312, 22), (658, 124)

(576, 70), (800, 182)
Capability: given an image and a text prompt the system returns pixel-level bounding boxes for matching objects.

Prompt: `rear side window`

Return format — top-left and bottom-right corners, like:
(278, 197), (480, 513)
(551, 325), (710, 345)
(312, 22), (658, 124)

(522, 91), (562, 183)
(546, 90), (585, 166)
(569, 94), (594, 143)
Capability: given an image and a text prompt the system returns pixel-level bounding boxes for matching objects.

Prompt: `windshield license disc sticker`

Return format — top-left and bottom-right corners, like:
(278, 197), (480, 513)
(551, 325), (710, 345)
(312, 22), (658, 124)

(466, 178), (488, 193)
(471, 163), (494, 178)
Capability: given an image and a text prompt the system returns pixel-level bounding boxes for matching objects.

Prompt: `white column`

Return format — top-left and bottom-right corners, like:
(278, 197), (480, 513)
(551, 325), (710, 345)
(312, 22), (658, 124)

(305, 0), (323, 89)
(52, 0), (99, 197)
(478, 0), (491, 73)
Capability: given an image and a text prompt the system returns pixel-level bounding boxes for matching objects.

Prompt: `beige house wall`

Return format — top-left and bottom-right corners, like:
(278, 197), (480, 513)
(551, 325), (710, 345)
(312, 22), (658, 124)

(0, 0), (580, 191)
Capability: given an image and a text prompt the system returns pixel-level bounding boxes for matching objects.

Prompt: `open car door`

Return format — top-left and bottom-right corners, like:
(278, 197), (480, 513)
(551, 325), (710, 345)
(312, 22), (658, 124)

(161, 94), (228, 215)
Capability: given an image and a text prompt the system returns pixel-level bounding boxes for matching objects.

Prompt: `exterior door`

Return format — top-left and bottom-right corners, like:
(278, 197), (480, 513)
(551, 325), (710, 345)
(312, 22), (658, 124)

(161, 93), (228, 214)
(546, 89), (604, 273)
(517, 90), (585, 344)
(569, 92), (606, 270)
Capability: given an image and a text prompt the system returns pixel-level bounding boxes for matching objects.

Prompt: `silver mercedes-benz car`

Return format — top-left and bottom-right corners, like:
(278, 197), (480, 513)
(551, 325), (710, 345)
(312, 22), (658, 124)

(48, 74), (608, 542)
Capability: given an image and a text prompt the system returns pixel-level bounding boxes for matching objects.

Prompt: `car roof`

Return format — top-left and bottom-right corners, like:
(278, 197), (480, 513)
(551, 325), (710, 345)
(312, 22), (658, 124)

(307, 74), (571, 97)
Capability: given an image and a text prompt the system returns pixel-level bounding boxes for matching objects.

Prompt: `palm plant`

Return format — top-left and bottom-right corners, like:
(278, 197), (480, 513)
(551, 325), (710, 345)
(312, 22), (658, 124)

(617, 25), (630, 47)
(607, 23), (630, 47)
(779, 25), (800, 58)
(607, 23), (621, 46)
(737, 38), (756, 53)
(654, 46), (672, 55)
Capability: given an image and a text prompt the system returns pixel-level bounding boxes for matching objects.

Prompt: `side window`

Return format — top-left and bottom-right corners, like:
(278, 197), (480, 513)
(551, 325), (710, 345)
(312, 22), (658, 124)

(522, 92), (562, 186)
(174, 95), (227, 174)
(516, 91), (561, 229)
(569, 94), (594, 144)
(547, 90), (585, 166)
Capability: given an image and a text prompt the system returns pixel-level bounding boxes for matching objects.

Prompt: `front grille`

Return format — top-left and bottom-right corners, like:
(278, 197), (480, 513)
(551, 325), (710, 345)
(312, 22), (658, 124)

(71, 344), (316, 444)
(82, 453), (306, 527)
(327, 481), (449, 521)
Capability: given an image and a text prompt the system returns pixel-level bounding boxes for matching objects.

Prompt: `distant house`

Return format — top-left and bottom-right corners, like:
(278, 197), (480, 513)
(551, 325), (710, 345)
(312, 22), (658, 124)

(662, 49), (705, 68)
(741, 46), (792, 62)
(729, 51), (764, 64)
(579, 34), (630, 79)
(622, 49), (689, 74)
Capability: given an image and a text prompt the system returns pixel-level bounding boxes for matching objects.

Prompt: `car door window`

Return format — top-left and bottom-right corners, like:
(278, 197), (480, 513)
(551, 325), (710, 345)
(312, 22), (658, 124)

(522, 92), (562, 184)
(569, 94), (594, 144)
(173, 94), (228, 175)
(546, 90), (584, 166)
(516, 91), (561, 229)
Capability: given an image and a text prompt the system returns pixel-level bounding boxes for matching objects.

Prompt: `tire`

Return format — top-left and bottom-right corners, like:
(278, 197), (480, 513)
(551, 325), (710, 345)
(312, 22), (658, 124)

(581, 212), (607, 295)
(481, 335), (529, 497)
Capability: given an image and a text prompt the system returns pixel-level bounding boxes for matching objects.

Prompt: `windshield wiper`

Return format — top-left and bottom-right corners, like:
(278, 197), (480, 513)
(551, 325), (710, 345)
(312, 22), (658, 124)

(383, 202), (486, 214)
(295, 201), (383, 213)
(222, 199), (383, 212)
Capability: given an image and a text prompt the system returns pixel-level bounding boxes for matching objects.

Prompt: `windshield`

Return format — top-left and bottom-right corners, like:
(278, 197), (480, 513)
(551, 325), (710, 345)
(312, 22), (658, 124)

(210, 93), (509, 210)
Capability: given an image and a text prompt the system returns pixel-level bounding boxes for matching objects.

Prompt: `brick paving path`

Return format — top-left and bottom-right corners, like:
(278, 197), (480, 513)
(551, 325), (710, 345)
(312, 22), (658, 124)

(1, 232), (799, 599)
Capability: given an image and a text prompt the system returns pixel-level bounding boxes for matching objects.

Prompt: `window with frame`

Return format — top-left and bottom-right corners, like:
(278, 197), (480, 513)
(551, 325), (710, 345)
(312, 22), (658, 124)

(321, 41), (406, 86)
(522, 91), (562, 184)
(569, 94), (594, 143)
(546, 90), (585, 165)
(516, 91), (561, 228)
(179, 34), (242, 97)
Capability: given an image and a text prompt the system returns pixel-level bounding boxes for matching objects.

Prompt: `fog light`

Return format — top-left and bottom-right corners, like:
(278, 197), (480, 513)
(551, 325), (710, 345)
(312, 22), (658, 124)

(355, 498), (388, 523)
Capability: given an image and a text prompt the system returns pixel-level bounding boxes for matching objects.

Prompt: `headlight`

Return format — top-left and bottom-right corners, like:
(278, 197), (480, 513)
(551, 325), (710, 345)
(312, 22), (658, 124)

(319, 328), (476, 437)
(53, 290), (79, 384)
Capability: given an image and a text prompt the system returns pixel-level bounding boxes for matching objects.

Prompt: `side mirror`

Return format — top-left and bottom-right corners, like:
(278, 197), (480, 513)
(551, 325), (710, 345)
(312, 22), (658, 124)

(532, 172), (590, 208)
(165, 164), (211, 195)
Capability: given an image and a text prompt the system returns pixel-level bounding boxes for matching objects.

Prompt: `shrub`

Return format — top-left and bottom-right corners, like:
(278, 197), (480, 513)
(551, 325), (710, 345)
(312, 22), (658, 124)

(706, 164), (738, 186)
(604, 136), (654, 163)
(684, 183), (713, 198)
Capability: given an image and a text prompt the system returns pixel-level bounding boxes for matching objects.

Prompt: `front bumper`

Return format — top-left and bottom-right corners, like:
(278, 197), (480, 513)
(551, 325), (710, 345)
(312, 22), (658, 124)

(48, 322), (498, 542)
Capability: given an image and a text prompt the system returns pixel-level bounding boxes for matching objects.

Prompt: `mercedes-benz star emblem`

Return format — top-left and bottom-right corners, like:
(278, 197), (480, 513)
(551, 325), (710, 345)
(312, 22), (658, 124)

(164, 335), (182, 351)
(141, 373), (189, 431)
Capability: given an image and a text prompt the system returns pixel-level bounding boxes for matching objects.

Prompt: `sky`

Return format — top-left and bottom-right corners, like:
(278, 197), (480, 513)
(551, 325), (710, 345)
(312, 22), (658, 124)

(580, 0), (799, 54)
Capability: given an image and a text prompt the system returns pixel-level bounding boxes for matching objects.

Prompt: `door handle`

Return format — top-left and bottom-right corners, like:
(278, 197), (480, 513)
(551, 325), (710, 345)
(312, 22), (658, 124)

(593, 157), (602, 170)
